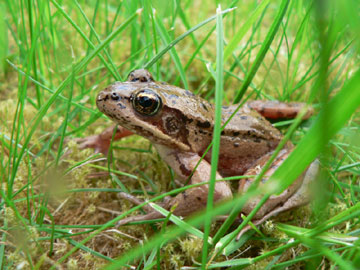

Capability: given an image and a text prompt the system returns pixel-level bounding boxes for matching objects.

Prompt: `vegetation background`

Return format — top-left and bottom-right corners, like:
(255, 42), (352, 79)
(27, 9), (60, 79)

(0, 0), (359, 269)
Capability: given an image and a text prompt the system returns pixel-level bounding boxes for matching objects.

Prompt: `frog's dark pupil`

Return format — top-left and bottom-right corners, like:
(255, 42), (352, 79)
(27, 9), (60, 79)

(139, 96), (153, 107)
(132, 89), (161, 116)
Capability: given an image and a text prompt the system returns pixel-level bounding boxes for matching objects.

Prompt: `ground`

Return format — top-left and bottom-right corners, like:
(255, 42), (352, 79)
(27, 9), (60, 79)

(1, 0), (360, 269)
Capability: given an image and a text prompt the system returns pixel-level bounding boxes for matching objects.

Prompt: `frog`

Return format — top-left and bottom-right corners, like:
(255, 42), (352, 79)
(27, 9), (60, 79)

(77, 69), (319, 237)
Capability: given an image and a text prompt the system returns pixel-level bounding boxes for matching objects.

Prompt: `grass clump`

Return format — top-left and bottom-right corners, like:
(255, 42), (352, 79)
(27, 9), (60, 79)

(1, 0), (360, 269)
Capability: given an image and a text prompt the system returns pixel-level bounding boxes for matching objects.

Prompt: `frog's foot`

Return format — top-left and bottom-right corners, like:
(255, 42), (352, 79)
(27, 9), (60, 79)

(86, 171), (110, 179)
(75, 125), (133, 155)
(247, 100), (314, 120)
(236, 160), (320, 240)
(75, 135), (110, 155)
(116, 192), (170, 226)
(117, 211), (164, 226)
(118, 192), (156, 213)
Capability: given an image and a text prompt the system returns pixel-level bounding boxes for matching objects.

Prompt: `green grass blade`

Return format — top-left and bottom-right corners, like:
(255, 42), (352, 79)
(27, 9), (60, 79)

(201, 5), (225, 268)
(153, 12), (188, 88)
(282, 228), (356, 270)
(73, 0), (121, 80)
(49, 0), (120, 80)
(8, 10), (139, 196)
(233, 0), (290, 103)
(223, 0), (270, 64)
(144, 7), (235, 70)
(67, 239), (114, 262)
(265, 69), (360, 195)
(0, 2), (8, 75)
(150, 203), (210, 242)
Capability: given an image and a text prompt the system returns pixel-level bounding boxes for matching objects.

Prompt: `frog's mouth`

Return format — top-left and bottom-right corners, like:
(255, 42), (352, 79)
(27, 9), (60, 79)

(97, 85), (191, 152)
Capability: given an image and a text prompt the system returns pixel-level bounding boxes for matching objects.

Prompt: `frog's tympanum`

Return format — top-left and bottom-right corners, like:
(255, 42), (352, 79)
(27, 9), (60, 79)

(78, 69), (319, 237)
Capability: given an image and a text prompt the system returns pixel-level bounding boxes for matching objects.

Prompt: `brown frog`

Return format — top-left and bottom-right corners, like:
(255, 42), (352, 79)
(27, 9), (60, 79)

(78, 69), (318, 235)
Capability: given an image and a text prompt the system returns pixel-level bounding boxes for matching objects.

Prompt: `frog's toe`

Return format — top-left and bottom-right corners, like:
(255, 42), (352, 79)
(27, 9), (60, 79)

(117, 192), (154, 212)
(117, 212), (164, 227)
(236, 225), (252, 240)
(75, 135), (110, 155)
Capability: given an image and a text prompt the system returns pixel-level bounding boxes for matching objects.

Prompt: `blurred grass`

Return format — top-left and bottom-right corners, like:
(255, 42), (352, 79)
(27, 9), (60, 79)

(1, 0), (360, 269)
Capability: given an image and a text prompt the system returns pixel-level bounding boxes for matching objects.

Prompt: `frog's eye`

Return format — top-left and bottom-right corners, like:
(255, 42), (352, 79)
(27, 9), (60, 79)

(132, 89), (162, 116)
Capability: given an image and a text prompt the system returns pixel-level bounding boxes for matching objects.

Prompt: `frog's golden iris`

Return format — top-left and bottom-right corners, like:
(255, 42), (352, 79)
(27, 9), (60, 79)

(131, 89), (162, 116)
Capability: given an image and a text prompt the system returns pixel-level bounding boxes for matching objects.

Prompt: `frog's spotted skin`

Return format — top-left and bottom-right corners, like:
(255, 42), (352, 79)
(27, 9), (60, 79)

(82, 69), (318, 237)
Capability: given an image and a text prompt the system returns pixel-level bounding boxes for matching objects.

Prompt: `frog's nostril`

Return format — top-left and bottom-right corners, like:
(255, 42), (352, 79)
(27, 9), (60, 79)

(97, 92), (109, 102)
(111, 92), (120, 101)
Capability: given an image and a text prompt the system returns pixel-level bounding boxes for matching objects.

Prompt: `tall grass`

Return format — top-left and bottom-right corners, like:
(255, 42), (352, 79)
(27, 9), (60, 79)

(1, 0), (359, 269)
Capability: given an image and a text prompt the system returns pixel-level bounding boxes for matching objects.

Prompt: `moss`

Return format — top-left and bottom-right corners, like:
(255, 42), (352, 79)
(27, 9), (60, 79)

(67, 258), (78, 270)
(4, 207), (17, 225)
(179, 235), (203, 260)
(6, 252), (29, 270)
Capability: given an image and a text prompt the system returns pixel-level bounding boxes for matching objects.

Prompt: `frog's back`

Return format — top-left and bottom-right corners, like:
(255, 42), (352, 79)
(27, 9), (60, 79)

(154, 86), (283, 176)
(210, 105), (282, 176)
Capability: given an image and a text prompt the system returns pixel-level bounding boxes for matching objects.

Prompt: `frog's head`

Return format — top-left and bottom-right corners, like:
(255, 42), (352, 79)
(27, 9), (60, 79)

(96, 70), (200, 151)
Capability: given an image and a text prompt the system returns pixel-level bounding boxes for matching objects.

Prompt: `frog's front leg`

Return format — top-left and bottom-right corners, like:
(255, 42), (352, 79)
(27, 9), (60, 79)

(156, 145), (233, 216)
(76, 125), (133, 155)
(117, 145), (232, 226)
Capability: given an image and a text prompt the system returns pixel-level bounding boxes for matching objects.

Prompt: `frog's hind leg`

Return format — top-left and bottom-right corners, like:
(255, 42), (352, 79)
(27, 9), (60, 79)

(238, 149), (304, 219)
(236, 160), (319, 240)
(247, 100), (314, 120)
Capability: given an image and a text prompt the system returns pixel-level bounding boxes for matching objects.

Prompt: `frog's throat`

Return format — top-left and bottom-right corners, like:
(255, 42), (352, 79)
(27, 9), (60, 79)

(115, 117), (191, 152)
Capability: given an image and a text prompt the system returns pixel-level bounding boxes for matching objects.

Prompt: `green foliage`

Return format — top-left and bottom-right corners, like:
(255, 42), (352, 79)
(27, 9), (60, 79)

(1, 0), (359, 269)
(0, 2), (8, 76)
